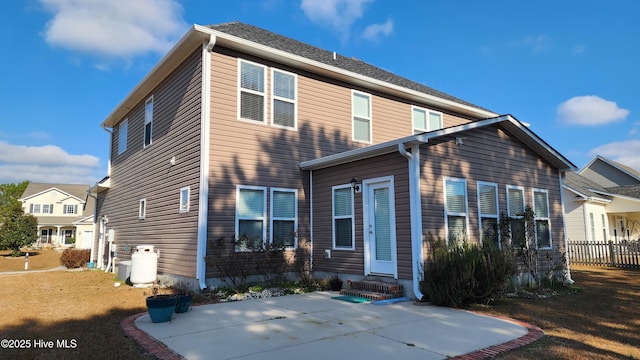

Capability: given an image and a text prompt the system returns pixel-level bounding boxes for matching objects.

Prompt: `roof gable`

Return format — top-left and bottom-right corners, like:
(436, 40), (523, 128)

(579, 156), (640, 186)
(300, 115), (576, 171)
(20, 183), (89, 203)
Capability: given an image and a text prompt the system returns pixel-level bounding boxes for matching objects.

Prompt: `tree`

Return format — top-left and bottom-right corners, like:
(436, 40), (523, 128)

(0, 181), (35, 256)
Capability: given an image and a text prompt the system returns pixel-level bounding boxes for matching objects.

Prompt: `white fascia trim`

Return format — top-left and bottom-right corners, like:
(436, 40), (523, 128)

(196, 35), (215, 290)
(562, 185), (612, 204)
(194, 25), (498, 120)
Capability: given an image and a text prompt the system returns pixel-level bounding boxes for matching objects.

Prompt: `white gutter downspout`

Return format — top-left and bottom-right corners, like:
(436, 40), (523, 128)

(196, 35), (215, 291)
(559, 172), (574, 284)
(398, 143), (425, 300)
(309, 169), (314, 271)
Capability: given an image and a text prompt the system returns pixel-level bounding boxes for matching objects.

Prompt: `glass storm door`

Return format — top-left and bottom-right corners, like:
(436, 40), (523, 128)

(365, 178), (397, 277)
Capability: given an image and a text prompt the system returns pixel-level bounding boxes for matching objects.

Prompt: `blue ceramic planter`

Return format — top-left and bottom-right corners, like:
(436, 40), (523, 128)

(146, 295), (177, 323)
(175, 294), (193, 313)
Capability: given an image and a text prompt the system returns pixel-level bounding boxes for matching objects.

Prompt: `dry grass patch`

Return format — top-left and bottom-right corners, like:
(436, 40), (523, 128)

(0, 248), (63, 272)
(471, 265), (640, 359)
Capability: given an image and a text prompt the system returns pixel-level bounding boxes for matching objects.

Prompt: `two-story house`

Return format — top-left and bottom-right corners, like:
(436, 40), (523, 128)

(20, 183), (95, 249)
(564, 156), (640, 243)
(93, 22), (576, 299)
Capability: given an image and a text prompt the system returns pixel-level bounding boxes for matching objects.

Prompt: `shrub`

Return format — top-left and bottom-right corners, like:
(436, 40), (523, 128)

(421, 239), (515, 307)
(60, 249), (90, 268)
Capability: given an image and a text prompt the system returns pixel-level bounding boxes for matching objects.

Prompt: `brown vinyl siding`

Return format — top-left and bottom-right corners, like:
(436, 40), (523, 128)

(97, 49), (203, 277)
(204, 46), (477, 278)
(418, 124), (566, 274)
(311, 152), (412, 279)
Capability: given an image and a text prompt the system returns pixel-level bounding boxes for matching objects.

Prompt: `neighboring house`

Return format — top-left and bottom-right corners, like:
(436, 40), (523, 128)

(92, 22), (576, 298)
(20, 183), (95, 249)
(563, 156), (640, 243)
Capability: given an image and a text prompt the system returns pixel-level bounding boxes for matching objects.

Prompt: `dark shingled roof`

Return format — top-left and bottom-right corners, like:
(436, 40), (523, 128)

(606, 185), (640, 199)
(564, 172), (611, 201)
(208, 22), (491, 112)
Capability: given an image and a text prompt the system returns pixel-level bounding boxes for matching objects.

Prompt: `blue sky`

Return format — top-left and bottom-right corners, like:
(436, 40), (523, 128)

(1, 0), (638, 185)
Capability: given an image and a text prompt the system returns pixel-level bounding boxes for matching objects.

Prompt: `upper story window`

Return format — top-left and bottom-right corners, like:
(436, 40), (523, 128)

(42, 204), (53, 214)
(179, 186), (190, 213)
(271, 69), (297, 129)
(63, 204), (78, 215)
(352, 90), (372, 143)
(239, 60), (266, 123)
(533, 189), (551, 249)
(235, 185), (267, 251)
(30, 204), (41, 214)
(477, 182), (499, 247)
(412, 106), (443, 134)
(270, 188), (297, 248)
(144, 97), (153, 147)
(507, 185), (526, 244)
(118, 119), (128, 155)
(444, 177), (468, 245)
(333, 185), (354, 250)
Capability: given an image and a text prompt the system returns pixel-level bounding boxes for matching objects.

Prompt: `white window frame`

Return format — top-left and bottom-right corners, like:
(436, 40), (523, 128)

(42, 204), (53, 214)
(179, 186), (190, 213)
(477, 181), (499, 247)
(506, 185), (526, 244)
(33, 204), (41, 214)
(63, 204), (77, 215)
(332, 184), (355, 250)
(533, 188), (552, 249)
(270, 188), (298, 249)
(601, 214), (608, 241)
(139, 199), (146, 219)
(118, 118), (128, 155)
(412, 106), (443, 134)
(352, 90), (372, 143)
(271, 68), (297, 130)
(238, 59), (267, 124)
(443, 177), (469, 245)
(144, 96), (153, 148)
(235, 185), (267, 251)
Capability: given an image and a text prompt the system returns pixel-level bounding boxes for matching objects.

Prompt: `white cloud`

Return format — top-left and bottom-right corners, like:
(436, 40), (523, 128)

(362, 19), (393, 41)
(589, 140), (640, 171)
(39, 0), (188, 58)
(0, 141), (101, 184)
(557, 95), (630, 126)
(513, 35), (549, 53)
(572, 44), (586, 55)
(300, 0), (373, 41)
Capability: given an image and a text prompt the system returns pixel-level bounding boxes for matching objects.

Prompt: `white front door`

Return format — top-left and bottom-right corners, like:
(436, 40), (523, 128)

(363, 176), (397, 277)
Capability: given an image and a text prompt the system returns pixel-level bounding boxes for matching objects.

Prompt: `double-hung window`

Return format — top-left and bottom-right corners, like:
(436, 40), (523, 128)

(533, 189), (551, 248)
(31, 204), (41, 213)
(270, 188), (297, 248)
(118, 119), (128, 154)
(412, 107), (443, 134)
(179, 187), (190, 213)
(236, 186), (266, 251)
(333, 185), (354, 250)
(42, 204), (53, 214)
(601, 214), (608, 241)
(507, 185), (526, 245)
(271, 69), (296, 129)
(144, 97), (153, 147)
(352, 91), (372, 143)
(63, 204), (77, 215)
(444, 178), (468, 245)
(477, 182), (499, 247)
(239, 60), (266, 123)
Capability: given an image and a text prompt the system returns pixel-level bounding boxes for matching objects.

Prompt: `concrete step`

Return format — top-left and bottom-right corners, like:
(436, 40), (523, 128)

(339, 280), (404, 301)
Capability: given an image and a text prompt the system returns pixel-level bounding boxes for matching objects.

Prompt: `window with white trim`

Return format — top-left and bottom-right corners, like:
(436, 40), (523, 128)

(333, 185), (354, 250)
(118, 119), (128, 154)
(601, 214), (607, 241)
(239, 60), (266, 123)
(42, 204), (53, 214)
(270, 188), (297, 248)
(589, 212), (596, 241)
(271, 69), (297, 129)
(507, 185), (526, 244)
(144, 97), (153, 147)
(412, 106), (443, 134)
(444, 177), (468, 244)
(352, 90), (372, 143)
(63, 204), (78, 215)
(31, 204), (41, 214)
(179, 186), (190, 213)
(477, 182), (499, 247)
(139, 199), (146, 219)
(533, 189), (551, 249)
(235, 186), (266, 251)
